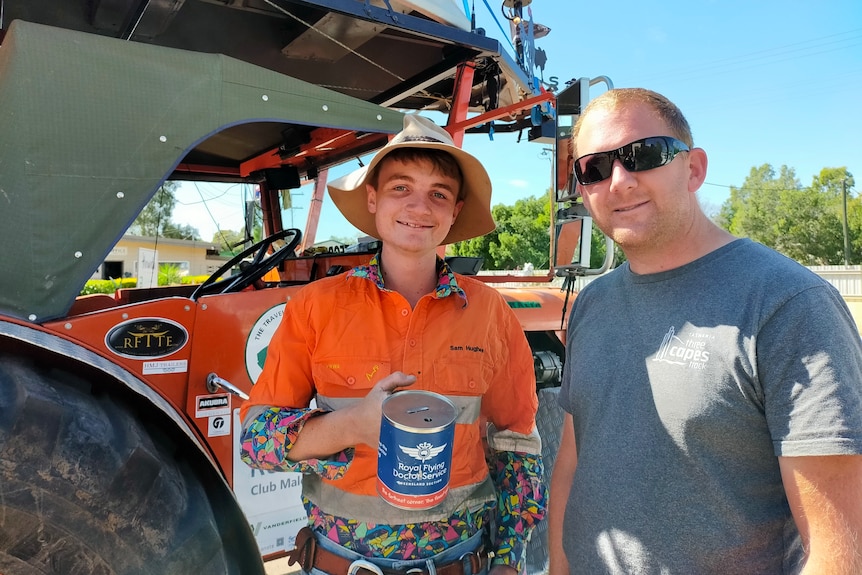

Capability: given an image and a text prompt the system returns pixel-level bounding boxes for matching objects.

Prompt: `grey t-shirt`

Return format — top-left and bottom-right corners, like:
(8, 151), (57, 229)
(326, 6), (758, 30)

(559, 239), (862, 574)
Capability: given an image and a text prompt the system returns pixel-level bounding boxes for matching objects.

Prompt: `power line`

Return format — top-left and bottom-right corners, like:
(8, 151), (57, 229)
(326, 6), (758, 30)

(684, 68), (862, 114)
(190, 181), (241, 255)
(628, 28), (862, 85)
(174, 182), (239, 205)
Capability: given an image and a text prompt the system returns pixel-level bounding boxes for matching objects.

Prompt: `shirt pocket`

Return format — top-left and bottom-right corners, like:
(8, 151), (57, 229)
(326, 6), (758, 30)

(312, 358), (391, 398)
(432, 358), (490, 397)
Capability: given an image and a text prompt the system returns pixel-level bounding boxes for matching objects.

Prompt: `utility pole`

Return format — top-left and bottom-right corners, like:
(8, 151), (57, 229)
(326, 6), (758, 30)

(843, 178), (850, 265)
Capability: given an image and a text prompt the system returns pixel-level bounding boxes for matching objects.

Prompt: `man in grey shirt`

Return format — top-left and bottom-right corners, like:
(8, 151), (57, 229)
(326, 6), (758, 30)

(549, 88), (862, 574)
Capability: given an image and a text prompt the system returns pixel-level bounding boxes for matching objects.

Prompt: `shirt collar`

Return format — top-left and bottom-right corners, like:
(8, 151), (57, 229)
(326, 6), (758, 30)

(347, 252), (468, 303)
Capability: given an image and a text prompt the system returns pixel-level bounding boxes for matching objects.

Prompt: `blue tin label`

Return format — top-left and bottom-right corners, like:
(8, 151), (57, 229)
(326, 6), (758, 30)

(377, 391), (456, 509)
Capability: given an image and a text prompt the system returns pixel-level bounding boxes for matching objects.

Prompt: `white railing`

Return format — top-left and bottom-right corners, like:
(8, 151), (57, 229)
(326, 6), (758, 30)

(480, 266), (862, 331)
(807, 265), (862, 296)
(807, 266), (862, 330)
(482, 266), (862, 297)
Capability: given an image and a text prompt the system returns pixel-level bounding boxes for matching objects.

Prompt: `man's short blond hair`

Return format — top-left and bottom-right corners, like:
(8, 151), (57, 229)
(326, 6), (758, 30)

(572, 88), (694, 157)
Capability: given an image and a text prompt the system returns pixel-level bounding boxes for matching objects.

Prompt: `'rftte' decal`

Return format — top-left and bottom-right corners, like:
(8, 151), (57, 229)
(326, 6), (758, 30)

(105, 318), (188, 359)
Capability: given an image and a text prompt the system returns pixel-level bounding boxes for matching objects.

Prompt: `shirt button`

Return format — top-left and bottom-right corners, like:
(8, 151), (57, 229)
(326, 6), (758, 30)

(401, 309), (409, 317)
(409, 339), (416, 347)
(468, 380), (476, 389)
(347, 376), (356, 385)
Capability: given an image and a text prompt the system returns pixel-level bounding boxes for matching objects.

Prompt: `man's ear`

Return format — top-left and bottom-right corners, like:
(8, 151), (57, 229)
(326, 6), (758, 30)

(687, 148), (708, 193)
(367, 184), (377, 214)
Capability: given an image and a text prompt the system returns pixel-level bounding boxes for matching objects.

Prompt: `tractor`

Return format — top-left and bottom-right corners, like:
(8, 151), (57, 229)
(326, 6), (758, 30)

(0, 1), (611, 572)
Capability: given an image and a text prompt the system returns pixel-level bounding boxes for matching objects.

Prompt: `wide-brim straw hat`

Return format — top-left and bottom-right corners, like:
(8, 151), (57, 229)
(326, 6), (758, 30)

(327, 114), (495, 244)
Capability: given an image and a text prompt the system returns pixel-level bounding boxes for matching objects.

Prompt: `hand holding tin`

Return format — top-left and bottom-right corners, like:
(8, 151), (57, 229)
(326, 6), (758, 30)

(286, 371), (416, 461)
(350, 371), (417, 448)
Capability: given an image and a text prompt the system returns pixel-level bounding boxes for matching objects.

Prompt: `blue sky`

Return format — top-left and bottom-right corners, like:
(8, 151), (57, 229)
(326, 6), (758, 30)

(175, 0), (861, 244)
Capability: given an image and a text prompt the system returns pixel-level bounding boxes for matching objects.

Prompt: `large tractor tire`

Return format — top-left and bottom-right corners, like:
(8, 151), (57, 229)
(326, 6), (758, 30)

(0, 352), (263, 575)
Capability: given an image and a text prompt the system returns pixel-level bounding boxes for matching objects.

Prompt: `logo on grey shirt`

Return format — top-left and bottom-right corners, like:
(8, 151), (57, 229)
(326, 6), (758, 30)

(654, 326), (712, 370)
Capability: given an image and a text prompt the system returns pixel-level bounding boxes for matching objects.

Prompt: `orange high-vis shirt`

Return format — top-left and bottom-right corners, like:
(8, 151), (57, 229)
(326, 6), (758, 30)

(241, 268), (540, 519)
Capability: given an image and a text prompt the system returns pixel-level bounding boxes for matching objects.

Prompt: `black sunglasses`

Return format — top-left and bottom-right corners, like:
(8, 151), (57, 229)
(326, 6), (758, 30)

(574, 136), (690, 185)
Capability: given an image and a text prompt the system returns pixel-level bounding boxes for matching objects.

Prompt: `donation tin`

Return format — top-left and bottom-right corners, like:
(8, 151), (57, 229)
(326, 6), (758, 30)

(377, 390), (457, 509)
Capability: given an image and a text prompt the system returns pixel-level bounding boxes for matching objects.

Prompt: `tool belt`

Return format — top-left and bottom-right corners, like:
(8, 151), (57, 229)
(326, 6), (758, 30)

(286, 526), (488, 575)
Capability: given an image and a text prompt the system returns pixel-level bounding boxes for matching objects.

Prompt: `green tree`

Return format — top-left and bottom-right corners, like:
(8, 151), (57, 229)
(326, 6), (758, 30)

(718, 164), (800, 247)
(718, 165), (858, 264)
(129, 181), (201, 240)
(809, 168), (858, 263)
(588, 224), (626, 269)
(451, 195), (551, 270)
(158, 263), (183, 286)
(162, 222), (200, 241)
(211, 229), (250, 255)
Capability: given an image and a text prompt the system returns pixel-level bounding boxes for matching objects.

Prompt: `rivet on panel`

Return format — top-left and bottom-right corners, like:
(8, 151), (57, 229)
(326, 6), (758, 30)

(64, 323), (72, 330)
(377, 114), (383, 121)
(159, 136), (167, 143)
(201, 304), (208, 310)
(116, 191), (125, 199)
(185, 305), (191, 311)
(28, 314), (37, 321)
(74, 251), (83, 258)
(122, 313), (129, 319)
(322, 105), (329, 111)
(262, 94), (269, 101)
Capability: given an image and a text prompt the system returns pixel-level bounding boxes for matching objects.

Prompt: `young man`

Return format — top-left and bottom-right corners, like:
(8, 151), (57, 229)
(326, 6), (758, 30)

(549, 88), (862, 574)
(241, 115), (546, 575)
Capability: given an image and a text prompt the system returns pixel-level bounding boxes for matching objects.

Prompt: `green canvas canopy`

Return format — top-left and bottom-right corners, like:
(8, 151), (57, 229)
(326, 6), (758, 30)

(0, 20), (403, 322)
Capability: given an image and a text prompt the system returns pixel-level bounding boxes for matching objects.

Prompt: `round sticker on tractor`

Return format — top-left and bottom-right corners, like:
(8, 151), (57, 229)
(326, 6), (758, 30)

(105, 317), (188, 359)
(245, 303), (286, 384)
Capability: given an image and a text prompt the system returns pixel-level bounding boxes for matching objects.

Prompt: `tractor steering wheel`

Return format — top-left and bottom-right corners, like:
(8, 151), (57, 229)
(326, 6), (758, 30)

(191, 228), (302, 299)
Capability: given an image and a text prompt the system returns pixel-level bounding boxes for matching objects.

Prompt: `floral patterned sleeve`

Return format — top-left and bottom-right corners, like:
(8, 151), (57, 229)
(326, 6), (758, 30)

(489, 450), (548, 572)
(240, 407), (353, 479)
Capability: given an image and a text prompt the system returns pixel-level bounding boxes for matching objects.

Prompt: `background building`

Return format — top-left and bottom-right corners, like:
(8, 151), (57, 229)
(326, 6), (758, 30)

(91, 235), (229, 280)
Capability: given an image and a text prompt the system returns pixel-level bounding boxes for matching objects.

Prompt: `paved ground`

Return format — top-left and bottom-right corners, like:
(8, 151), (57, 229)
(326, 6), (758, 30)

(264, 556), (301, 575)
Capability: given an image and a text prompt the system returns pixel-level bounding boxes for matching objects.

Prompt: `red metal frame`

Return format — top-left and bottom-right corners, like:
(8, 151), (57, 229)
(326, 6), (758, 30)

(446, 90), (556, 135)
(260, 184), (285, 240)
(445, 62), (476, 147)
(243, 61), (560, 282)
(301, 168), (329, 251)
(239, 130), (389, 177)
(442, 66), (560, 283)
